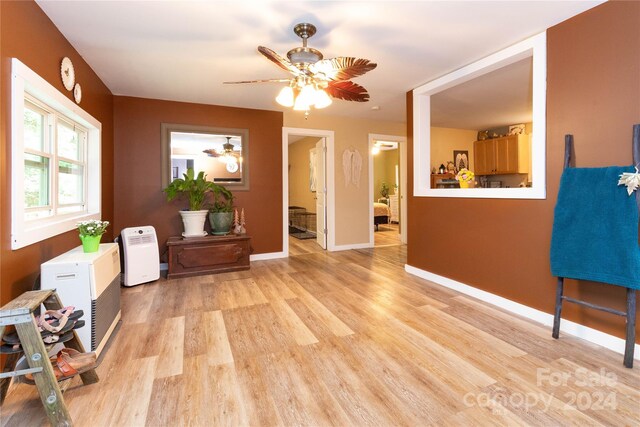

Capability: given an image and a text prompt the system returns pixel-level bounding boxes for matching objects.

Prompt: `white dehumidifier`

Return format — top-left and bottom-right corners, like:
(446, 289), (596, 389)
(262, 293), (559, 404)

(121, 226), (160, 287)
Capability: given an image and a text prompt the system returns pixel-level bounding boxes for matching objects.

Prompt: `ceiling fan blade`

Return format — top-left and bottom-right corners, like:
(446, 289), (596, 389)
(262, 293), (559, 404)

(223, 78), (292, 84)
(203, 149), (221, 157)
(258, 46), (301, 76)
(310, 57), (377, 81)
(325, 81), (370, 102)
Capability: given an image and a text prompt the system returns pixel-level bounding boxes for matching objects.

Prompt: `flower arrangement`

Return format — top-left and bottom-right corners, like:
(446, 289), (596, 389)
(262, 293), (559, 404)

(455, 168), (475, 188)
(77, 219), (109, 237)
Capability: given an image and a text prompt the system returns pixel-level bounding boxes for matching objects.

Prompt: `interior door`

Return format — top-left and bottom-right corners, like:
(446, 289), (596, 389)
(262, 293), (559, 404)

(315, 138), (327, 249)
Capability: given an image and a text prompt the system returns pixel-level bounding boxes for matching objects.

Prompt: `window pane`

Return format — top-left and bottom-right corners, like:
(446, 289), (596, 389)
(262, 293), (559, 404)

(24, 107), (45, 151)
(58, 161), (84, 205)
(24, 154), (49, 207)
(57, 122), (83, 161)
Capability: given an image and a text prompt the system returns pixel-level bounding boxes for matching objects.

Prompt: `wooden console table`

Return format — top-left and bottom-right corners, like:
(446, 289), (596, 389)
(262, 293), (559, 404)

(166, 234), (251, 279)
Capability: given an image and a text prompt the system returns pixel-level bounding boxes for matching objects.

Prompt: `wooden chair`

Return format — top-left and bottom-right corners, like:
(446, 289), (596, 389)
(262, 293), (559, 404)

(551, 124), (639, 368)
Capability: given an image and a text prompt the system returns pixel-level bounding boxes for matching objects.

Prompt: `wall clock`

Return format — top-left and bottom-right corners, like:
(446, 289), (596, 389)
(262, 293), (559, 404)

(74, 83), (82, 104)
(226, 161), (239, 173)
(60, 57), (75, 91)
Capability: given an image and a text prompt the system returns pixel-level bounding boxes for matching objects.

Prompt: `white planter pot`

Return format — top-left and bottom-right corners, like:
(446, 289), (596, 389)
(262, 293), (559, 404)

(179, 210), (208, 237)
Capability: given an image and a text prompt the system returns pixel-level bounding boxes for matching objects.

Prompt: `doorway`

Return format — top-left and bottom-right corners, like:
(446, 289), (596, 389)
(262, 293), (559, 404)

(368, 134), (407, 247)
(282, 127), (335, 257)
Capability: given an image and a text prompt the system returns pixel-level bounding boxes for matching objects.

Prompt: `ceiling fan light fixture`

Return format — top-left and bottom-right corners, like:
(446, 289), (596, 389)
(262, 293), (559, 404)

(294, 84), (315, 110)
(314, 88), (332, 109)
(276, 86), (295, 107)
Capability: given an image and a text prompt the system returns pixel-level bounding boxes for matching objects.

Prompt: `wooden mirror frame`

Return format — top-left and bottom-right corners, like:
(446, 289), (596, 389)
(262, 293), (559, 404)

(161, 123), (250, 191)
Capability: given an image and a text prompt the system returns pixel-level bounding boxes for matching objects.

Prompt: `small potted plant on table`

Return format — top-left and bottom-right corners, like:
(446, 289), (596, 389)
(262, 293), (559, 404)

(208, 184), (234, 235)
(164, 168), (214, 237)
(77, 219), (110, 253)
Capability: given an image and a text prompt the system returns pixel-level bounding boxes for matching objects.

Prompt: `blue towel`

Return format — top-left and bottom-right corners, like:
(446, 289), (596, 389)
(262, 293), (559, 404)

(550, 166), (640, 289)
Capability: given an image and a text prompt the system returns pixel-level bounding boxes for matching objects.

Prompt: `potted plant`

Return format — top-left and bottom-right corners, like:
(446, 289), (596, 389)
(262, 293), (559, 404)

(77, 219), (109, 253)
(208, 184), (234, 235)
(380, 182), (390, 200)
(164, 168), (214, 237)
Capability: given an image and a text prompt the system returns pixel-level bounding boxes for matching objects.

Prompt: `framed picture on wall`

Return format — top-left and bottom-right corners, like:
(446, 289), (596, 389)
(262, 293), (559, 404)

(453, 150), (469, 172)
(172, 166), (179, 179)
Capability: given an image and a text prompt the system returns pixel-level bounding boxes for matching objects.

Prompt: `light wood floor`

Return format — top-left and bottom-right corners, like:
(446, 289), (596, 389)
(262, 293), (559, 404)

(2, 246), (639, 426)
(374, 223), (401, 247)
(289, 222), (401, 256)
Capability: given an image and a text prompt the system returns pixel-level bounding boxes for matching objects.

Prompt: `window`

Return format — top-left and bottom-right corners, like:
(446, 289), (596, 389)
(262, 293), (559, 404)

(412, 32), (546, 199)
(11, 59), (101, 249)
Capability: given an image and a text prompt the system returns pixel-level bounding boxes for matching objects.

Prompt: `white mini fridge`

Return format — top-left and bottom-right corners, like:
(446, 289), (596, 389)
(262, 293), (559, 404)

(41, 243), (121, 357)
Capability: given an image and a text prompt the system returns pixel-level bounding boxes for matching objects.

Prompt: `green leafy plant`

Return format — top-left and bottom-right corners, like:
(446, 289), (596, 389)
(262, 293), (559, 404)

(77, 219), (109, 237)
(209, 183), (234, 213)
(163, 168), (214, 211)
(380, 182), (390, 198)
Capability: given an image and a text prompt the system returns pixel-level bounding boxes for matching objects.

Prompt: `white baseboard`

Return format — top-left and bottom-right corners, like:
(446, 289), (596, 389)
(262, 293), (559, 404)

(405, 264), (640, 359)
(250, 251), (287, 261)
(330, 242), (373, 252)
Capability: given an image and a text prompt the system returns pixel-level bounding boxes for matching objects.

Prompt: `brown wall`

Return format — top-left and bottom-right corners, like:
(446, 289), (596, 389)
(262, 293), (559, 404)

(113, 96), (283, 256)
(407, 1), (640, 342)
(0, 1), (114, 304)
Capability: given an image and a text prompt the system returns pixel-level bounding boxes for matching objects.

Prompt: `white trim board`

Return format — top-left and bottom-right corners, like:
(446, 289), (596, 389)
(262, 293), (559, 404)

(250, 251), (287, 261)
(412, 31), (546, 200)
(282, 127), (336, 255)
(331, 242), (373, 252)
(405, 264), (640, 359)
(368, 133), (408, 246)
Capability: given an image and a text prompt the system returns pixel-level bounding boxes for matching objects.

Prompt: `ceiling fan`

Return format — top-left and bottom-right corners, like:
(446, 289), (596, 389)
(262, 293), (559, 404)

(202, 136), (241, 159)
(224, 23), (377, 114)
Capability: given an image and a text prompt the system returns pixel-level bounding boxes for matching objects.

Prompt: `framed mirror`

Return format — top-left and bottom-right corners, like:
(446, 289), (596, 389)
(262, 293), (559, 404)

(161, 123), (249, 190)
(412, 32), (546, 199)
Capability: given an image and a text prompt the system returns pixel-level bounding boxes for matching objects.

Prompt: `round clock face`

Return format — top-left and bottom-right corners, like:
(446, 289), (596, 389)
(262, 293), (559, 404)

(60, 57), (75, 91)
(73, 83), (82, 104)
(226, 161), (239, 173)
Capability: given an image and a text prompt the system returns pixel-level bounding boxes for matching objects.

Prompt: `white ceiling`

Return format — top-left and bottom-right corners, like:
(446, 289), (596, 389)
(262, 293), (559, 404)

(431, 56), (532, 130)
(36, 1), (603, 122)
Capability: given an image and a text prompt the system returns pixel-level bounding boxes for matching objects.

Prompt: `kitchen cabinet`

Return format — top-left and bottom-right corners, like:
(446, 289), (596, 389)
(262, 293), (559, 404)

(430, 173), (455, 188)
(474, 134), (530, 175)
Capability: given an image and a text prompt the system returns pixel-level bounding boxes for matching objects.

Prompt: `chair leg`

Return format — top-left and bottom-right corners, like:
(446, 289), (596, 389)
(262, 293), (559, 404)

(624, 288), (636, 369)
(552, 277), (564, 339)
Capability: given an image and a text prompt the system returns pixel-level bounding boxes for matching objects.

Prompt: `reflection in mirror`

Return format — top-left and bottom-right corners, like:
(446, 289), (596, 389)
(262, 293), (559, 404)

(430, 56), (532, 189)
(412, 32), (546, 199)
(161, 124), (249, 190)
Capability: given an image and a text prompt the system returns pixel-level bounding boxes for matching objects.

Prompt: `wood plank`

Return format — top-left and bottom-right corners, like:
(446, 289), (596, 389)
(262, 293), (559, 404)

(0, 290), (53, 315)
(269, 298), (319, 346)
(204, 310), (234, 366)
(155, 316), (185, 378)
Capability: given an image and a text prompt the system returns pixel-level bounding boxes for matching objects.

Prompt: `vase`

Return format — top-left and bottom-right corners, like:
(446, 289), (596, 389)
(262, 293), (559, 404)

(179, 210), (208, 237)
(209, 212), (234, 235)
(79, 234), (102, 253)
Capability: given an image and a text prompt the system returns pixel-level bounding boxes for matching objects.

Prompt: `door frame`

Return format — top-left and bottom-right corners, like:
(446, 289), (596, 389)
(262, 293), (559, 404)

(282, 127), (336, 256)
(368, 133), (408, 246)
